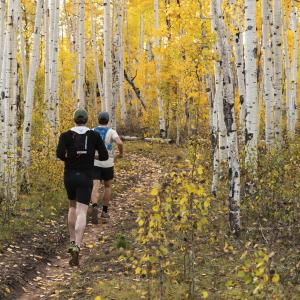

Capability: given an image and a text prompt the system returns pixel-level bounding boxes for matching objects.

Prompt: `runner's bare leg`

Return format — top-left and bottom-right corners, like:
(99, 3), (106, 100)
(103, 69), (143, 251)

(75, 202), (89, 247)
(91, 180), (101, 205)
(103, 180), (112, 207)
(68, 200), (76, 242)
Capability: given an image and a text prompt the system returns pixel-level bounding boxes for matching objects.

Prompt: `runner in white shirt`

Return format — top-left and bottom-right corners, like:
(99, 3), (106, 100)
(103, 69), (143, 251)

(91, 112), (123, 224)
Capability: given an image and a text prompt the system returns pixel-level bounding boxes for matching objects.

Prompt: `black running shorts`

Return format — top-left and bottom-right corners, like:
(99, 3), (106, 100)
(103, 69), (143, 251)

(92, 166), (114, 181)
(64, 170), (93, 205)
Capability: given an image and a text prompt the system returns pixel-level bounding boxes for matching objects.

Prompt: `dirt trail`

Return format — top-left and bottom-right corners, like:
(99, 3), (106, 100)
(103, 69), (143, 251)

(16, 153), (163, 300)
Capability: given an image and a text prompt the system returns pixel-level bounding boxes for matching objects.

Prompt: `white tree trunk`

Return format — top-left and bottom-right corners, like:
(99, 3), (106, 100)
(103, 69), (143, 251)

(282, 4), (291, 135)
(154, 0), (166, 138)
(119, 0), (127, 125)
(289, 3), (298, 137)
(89, 0), (104, 110)
(211, 73), (222, 195)
(48, 0), (60, 131)
(232, 2), (246, 142)
(103, 0), (113, 115)
(0, 0), (6, 78)
(21, 0), (44, 168)
(244, 0), (258, 165)
(0, 4), (6, 180)
(212, 0), (241, 233)
(77, 0), (85, 108)
(272, 0), (283, 143)
(44, 0), (50, 114)
(211, 0), (227, 162)
(262, 0), (274, 146)
(4, 0), (18, 202)
(112, 0), (122, 130)
(17, 0), (28, 98)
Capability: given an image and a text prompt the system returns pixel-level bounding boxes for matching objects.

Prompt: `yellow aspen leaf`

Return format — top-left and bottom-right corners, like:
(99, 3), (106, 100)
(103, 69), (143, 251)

(201, 291), (209, 298)
(135, 267), (142, 274)
(152, 205), (159, 212)
(95, 296), (102, 300)
(138, 219), (144, 226)
(203, 200), (210, 209)
(272, 273), (280, 284)
(150, 188), (159, 196)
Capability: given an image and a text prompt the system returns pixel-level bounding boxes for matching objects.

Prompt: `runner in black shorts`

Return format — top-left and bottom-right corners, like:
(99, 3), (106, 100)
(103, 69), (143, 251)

(56, 108), (108, 266)
(92, 166), (114, 181)
(90, 112), (123, 224)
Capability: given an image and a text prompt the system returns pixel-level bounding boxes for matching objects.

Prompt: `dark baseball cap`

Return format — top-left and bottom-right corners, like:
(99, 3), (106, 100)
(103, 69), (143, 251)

(98, 112), (110, 123)
(74, 108), (88, 124)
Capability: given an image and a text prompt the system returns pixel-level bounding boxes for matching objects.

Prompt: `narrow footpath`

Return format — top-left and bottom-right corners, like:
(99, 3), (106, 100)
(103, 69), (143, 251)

(16, 153), (163, 300)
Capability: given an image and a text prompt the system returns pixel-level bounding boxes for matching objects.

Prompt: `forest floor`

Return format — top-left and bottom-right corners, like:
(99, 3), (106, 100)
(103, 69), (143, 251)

(0, 143), (171, 300)
(1, 141), (300, 299)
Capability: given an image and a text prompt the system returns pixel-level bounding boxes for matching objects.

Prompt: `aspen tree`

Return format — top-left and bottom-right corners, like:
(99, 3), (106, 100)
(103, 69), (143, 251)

(212, 0), (241, 233)
(89, 0), (104, 109)
(0, 0), (5, 78)
(289, 2), (298, 137)
(111, 0), (122, 130)
(232, 1), (246, 141)
(210, 0), (222, 195)
(77, 0), (85, 107)
(154, 0), (166, 138)
(22, 0), (44, 168)
(47, 0), (60, 130)
(119, 0), (127, 125)
(4, 0), (18, 202)
(211, 73), (222, 195)
(244, 0), (258, 164)
(273, 0), (283, 144)
(262, 0), (274, 146)
(0, 5), (6, 180)
(44, 0), (50, 115)
(103, 0), (113, 114)
(210, 0), (227, 162)
(282, 4), (291, 135)
(17, 0), (28, 97)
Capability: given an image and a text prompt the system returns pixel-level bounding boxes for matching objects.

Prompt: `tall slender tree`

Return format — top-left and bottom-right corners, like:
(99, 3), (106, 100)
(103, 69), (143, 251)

(154, 0), (166, 138)
(103, 0), (113, 114)
(21, 0), (44, 168)
(89, 0), (104, 110)
(212, 0), (241, 233)
(289, 2), (298, 137)
(244, 0), (258, 164)
(262, 0), (274, 146)
(77, 0), (86, 108)
(273, 0), (283, 144)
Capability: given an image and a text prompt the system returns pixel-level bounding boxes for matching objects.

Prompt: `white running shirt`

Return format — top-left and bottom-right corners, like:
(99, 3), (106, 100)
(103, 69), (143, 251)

(93, 126), (119, 168)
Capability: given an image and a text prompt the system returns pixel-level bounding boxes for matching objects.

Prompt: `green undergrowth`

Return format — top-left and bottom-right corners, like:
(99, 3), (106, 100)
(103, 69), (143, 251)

(3, 138), (300, 299)
(55, 138), (300, 299)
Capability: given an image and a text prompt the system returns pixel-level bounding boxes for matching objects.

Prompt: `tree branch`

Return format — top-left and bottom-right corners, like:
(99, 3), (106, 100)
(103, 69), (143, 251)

(124, 70), (147, 110)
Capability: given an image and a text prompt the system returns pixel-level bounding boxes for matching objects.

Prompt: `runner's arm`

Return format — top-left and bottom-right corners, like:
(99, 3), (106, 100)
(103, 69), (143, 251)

(95, 133), (109, 161)
(115, 136), (123, 158)
(56, 133), (67, 161)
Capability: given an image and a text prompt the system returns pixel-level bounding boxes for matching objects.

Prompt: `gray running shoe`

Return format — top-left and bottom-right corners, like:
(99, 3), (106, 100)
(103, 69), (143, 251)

(69, 244), (80, 266)
(91, 206), (99, 224)
(101, 211), (110, 224)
